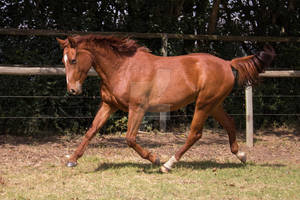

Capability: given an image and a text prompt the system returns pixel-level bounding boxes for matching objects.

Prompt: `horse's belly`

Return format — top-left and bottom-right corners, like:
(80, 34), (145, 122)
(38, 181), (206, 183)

(148, 87), (196, 112)
(147, 67), (198, 112)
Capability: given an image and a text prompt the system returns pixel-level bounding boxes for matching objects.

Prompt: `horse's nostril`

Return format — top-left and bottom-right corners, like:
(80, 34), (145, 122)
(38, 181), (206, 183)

(71, 59), (76, 64)
(69, 89), (76, 94)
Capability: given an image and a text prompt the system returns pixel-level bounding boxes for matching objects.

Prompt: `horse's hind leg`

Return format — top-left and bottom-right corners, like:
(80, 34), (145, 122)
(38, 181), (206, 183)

(160, 105), (209, 173)
(125, 106), (160, 165)
(212, 106), (246, 163)
(66, 102), (116, 167)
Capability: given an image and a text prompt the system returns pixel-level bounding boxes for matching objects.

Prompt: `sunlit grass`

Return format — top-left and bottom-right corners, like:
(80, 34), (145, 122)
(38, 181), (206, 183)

(1, 155), (300, 200)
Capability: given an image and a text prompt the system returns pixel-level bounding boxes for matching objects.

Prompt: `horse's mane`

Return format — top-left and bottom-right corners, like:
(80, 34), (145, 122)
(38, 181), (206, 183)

(231, 45), (275, 86)
(74, 34), (150, 56)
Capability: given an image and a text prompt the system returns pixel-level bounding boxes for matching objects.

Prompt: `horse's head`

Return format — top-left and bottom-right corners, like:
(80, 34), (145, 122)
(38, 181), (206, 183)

(57, 37), (93, 95)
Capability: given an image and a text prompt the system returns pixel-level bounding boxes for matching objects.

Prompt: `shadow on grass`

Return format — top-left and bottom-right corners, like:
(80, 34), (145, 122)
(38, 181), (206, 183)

(94, 160), (285, 174)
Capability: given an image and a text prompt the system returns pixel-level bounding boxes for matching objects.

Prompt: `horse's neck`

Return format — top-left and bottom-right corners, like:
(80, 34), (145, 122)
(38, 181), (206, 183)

(92, 49), (126, 83)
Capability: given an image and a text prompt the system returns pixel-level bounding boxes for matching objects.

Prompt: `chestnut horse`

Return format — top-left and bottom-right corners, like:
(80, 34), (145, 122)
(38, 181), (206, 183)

(57, 35), (275, 172)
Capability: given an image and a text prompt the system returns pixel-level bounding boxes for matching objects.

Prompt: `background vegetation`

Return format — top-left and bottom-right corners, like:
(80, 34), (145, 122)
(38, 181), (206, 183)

(0, 0), (299, 136)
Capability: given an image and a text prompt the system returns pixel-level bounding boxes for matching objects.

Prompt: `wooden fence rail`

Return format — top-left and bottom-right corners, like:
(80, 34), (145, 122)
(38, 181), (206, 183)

(1, 65), (299, 77)
(0, 65), (97, 76)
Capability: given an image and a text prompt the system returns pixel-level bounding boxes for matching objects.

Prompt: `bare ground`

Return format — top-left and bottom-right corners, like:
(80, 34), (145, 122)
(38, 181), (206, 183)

(0, 128), (299, 180)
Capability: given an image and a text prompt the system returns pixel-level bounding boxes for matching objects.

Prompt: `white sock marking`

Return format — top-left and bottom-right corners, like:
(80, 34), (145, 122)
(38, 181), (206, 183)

(163, 155), (178, 170)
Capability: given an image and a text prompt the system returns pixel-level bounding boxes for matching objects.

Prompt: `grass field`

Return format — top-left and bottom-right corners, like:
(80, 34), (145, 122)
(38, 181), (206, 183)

(1, 129), (299, 200)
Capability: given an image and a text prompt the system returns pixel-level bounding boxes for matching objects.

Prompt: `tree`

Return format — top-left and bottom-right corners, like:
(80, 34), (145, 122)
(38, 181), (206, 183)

(208, 0), (221, 34)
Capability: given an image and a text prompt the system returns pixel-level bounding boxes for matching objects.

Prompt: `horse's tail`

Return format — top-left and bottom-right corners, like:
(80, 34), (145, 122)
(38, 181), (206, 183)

(230, 45), (276, 86)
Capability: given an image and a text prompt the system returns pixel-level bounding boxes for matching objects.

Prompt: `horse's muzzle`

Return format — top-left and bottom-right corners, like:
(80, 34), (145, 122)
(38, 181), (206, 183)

(67, 81), (83, 95)
(67, 88), (82, 95)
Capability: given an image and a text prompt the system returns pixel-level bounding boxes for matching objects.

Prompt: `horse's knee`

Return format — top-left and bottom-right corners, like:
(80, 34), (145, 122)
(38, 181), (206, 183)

(228, 118), (236, 129)
(195, 132), (202, 140)
(84, 126), (97, 140)
(190, 130), (203, 141)
(194, 128), (203, 137)
(126, 136), (136, 147)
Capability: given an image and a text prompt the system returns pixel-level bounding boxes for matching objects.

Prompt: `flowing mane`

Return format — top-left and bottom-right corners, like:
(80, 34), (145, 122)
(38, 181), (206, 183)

(73, 34), (150, 56)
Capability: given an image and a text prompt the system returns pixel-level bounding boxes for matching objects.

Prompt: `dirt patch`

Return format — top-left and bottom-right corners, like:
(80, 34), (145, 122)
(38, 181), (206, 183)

(0, 129), (299, 170)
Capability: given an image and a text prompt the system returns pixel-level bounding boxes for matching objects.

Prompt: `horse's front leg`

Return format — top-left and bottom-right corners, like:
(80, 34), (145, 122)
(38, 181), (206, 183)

(66, 102), (116, 167)
(125, 106), (160, 165)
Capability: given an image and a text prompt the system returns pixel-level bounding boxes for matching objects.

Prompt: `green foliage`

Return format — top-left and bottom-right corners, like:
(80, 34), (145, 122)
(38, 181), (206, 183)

(105, 115), (128, 134)
(0, 0), (299, 135)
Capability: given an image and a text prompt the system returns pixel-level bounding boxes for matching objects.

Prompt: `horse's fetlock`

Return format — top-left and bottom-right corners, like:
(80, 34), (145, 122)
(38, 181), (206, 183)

(230, 143), (239, 154)
(126, 137), (136, 147)
(194, 131), (202, 140)
(141, 151), (150, 159)
(231, 149), (238, 154)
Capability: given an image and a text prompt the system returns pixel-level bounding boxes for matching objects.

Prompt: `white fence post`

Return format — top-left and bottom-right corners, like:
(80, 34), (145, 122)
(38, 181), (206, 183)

(160, 34), (168, 132)
(245, 85), (254, 147)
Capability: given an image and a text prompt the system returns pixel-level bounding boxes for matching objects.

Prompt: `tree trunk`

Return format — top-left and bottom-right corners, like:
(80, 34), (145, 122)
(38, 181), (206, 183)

(207, 0), (221, 34)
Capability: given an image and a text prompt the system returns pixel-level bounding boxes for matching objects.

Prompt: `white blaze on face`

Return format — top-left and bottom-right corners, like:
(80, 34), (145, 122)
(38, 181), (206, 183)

(64, 54), (68, 64)
(64, 54), (69, 84)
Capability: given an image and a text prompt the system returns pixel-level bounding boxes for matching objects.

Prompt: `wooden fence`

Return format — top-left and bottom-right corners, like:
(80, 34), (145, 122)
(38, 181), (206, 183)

(1, 65), (299, 147)
(1, 28), (300, 147)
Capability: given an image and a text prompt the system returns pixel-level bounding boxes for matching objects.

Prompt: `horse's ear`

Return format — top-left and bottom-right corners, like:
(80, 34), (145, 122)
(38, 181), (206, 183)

(56, 38), (66, 49)
(68, 36), (77, 48)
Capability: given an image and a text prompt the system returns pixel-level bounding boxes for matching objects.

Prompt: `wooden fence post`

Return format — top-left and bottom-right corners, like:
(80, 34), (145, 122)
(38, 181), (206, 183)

(160, 34), (168, 132)
(245, 85), (254, 147)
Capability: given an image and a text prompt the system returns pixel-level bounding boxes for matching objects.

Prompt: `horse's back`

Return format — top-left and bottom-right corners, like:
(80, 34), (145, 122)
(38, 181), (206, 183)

(152, 52), (233, 90)
(145, 52), (234, 112)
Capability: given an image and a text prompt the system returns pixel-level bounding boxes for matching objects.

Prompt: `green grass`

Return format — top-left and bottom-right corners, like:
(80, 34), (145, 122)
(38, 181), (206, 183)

(1, 155), (299, 200)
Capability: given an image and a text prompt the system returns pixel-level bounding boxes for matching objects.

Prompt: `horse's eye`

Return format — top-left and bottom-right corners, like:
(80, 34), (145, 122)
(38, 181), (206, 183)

(71, 59), (77, 64)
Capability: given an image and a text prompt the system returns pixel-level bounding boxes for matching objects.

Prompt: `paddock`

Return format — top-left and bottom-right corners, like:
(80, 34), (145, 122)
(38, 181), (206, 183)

(1, 129), (299, 199)
(1, 29), (300, 199)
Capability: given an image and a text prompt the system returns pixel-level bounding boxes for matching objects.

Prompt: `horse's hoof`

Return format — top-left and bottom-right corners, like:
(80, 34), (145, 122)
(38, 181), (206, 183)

(154, 157), (161, 166)
(160, 165), (170, 173)
(66, 161), (77, 167)
(236, 151), (247, 164)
